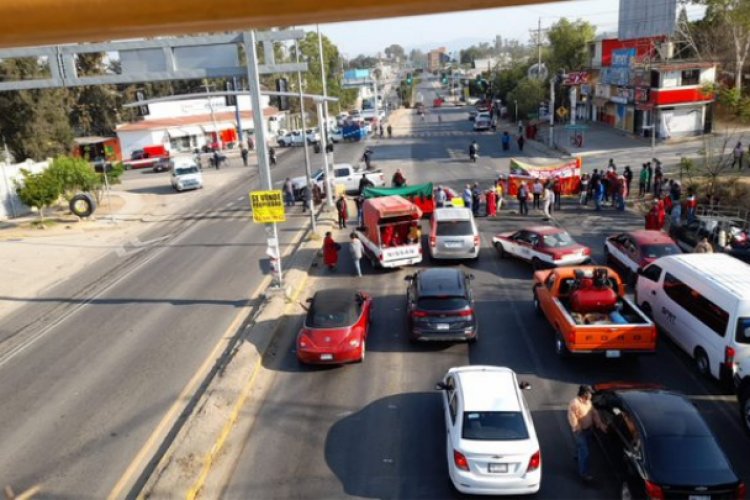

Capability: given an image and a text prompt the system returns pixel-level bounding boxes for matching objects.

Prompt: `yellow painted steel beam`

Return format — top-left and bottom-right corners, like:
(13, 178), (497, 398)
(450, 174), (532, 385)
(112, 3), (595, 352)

(0, 0), (562, 48)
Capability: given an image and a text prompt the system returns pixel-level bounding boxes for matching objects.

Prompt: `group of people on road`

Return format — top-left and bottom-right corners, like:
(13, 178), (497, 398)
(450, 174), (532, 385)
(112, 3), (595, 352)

(645, 181), (695, 230)
(514, 177), (562, 219)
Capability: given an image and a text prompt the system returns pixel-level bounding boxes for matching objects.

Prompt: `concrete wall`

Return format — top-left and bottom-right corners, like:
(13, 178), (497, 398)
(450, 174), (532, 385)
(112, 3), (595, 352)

(0, 159), (51, 219)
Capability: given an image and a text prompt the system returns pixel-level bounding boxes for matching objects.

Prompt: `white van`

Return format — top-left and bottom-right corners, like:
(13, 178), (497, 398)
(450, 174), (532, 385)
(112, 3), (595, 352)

(635, 253), (750, 383)
(171, 157), (203, 192)
(429, 207), (480, 260)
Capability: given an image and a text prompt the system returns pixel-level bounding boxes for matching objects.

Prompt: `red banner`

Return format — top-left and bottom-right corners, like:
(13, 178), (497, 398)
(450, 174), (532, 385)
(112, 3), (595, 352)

(508, 157), (582, 196)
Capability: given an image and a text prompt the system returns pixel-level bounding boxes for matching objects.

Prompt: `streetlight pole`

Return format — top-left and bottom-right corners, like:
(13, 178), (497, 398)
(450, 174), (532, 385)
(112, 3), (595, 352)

(1, 137), (17, 218)
(317, 24), (334, 209)
(514, 99), (518, 124)
(549, 78), (555, 147)
(295, 38), (317, 232)
(203, 80), (220, 149)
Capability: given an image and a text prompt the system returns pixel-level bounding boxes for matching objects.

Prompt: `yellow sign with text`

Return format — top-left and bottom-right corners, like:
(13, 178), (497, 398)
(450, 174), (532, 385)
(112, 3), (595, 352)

(250, 190), (286, 223)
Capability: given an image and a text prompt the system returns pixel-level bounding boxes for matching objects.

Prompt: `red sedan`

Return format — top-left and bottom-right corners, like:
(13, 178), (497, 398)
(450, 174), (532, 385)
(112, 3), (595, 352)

(604, 230), (681, 284)
(296, 289), (372, 365)
(492, 225), (592, 270)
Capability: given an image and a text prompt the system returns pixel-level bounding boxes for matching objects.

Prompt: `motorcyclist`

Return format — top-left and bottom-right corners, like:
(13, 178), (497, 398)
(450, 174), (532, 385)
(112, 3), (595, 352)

(269, 146), (277, 166)
(469, 140), (479, 163)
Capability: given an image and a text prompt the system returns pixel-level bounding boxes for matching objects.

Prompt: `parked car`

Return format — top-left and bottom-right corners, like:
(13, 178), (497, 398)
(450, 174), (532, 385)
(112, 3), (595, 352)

(328, 128), (344, 143)
(277, 130), (306, 147)
(493, 226), (592, 270)
(152, 157), (173, 173)
(635, 253), (750, 384)
(592, 384), (745, 500)
(670, 217), (750, 263)
(405, 268), (477, 343)
(290, 164), (385, 197)
(436, 366), (540, 495)
(473, 118), (492, 131)
(296, 289), (372, 364)
(604, 230), (681, 285)
(428, 207), (480, 261)
(170, 158), (203, 192)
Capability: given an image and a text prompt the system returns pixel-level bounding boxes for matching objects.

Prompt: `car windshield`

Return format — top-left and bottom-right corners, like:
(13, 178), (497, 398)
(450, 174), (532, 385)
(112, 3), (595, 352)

(417, 297), (468, 311)
(175, 166), (198, 175)
(436, 220), (473, 236)
(647, 436), (731, 480)
(543, 232), (574, 248)
(306, 302), (358, 328)
(641, 244), (681, 259)
(462, 411), (529, 441)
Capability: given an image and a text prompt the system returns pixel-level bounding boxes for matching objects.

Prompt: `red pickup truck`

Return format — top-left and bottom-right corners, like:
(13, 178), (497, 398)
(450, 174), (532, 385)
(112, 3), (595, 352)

(532, 266), (657, 358)
(123, 145), (169, 170)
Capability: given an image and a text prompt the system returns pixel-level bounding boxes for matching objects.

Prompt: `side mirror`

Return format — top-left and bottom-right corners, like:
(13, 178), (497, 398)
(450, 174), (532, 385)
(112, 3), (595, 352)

(435, 382), (449, 391)
(519, 382), (532, 390)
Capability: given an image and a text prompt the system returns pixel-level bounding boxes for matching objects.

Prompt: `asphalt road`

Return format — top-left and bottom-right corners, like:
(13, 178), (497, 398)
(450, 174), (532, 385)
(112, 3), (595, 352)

(223, 78), (750, 499)
(0, 141), (367, 497)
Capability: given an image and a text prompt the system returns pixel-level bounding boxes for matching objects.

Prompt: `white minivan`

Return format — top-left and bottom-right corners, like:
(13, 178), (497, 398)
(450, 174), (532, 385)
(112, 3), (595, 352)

(171, 157), (203, 192)
(635, 253), (750, 383)
(429, 207), (480, 260)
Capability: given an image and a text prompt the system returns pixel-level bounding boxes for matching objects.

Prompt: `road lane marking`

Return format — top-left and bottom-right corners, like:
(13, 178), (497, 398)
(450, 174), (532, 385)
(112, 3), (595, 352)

(186, 273), (309, 499)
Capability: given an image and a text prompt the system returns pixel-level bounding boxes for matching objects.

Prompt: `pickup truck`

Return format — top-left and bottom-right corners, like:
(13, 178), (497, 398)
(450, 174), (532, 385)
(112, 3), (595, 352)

(122, 146), (169, 170)
(356, 195), (423, 269)
(532, 266), (657, 358)
(291, 164), (385, 198)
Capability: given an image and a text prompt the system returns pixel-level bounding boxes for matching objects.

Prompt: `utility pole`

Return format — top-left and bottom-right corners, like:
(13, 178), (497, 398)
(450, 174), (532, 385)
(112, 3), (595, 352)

(537, 17), (542, 75)
(1, 136), (17, 218)
(549, 78), (555, 147)
(295, 37), (317, 232)
(232, 76), (244, 147)
(244, 30), (282, 288)
(317, 24), (334, 209)
(203, 80), (220, 149)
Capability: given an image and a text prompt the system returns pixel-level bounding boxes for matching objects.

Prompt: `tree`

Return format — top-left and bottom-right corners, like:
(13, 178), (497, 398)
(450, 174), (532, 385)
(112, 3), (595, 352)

(45, 156), (101, 201)
(384, 44), (405, 61)
(694, 0), (750, 92)
(459, 43), (495, 65)
(15, 168), (61, 221)
(0, 58), (73, 162)
(409, 49), (428, 68)
(493, 60), (532, 103)
(507, 78), (546, 120)
(67, 53), (122, 136)
(545, 18), (596, 74)
(347, 54), (378, 69)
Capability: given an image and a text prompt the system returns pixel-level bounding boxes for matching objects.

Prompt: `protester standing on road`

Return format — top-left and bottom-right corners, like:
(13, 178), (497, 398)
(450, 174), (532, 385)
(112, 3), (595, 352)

(646, 162), (653, 192)
(580, 174), (590, 205)
(501, 131), (511, 151)
(518, 120), (524, 136)
(670, 181), (683, 225)
(241, 147), (249, 167)
(532, 179), (543, 209)
(471, 183), (481, 216)
(638, 164), (648, 197)
(486, 186), (497, 217)
(301, 182), (312, 213)
(542, 182), (554, 220)
(623, 166), (633, 197)
(323, 232), (340, 271)
(496, 176), (505, 211)
(645, 200), (661, 230)
(653, 162), (664, 197)
(435, 185), (447, 208)
(616, 175), (626, 211)
(568, 385), (607, 483)
(686, 188), (698, 224)
(349, 232), (364, 277)
(593, 179), (604, 212)
(517, 182), (529, 215)
(463, 184), (473, 211)
(336, 195), (348, 229)
(387, 124), (393, 138)
(553, 177), (562, 211)
(355, 195), (365, 228)
(733, 142), (744, 168)
(517, 135), (525, 151)
(283, 177), (295, 207)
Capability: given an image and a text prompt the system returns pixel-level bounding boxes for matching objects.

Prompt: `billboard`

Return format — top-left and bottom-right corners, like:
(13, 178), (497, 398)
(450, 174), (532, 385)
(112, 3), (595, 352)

(619, 0), (677, 40)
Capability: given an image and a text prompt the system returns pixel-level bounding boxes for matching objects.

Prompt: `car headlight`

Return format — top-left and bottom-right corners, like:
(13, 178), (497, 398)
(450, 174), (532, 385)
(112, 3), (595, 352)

(348, 338), (360, 348)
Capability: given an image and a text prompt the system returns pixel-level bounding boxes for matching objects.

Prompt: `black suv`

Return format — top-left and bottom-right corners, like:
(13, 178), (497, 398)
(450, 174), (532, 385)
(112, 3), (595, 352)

(405, 268), (477, 343)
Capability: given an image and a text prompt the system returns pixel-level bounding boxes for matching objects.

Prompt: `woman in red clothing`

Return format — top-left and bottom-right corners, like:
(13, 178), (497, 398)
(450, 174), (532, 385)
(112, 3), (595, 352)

(323, 231), (340, 270)
(645, 200), (660, 230)
(486, 188), (497, 216)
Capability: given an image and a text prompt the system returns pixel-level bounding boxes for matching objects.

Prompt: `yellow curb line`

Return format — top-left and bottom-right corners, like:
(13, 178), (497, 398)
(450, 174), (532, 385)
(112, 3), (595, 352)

(185, 273), (309, 500)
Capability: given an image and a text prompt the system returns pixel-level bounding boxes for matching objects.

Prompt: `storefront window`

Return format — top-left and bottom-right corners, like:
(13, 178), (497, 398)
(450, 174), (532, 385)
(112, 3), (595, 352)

(681, 69), (700, 86)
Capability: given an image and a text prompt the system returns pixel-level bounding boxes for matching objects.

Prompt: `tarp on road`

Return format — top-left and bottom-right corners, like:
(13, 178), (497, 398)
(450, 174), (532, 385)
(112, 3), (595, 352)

(363, 183), (434, 215)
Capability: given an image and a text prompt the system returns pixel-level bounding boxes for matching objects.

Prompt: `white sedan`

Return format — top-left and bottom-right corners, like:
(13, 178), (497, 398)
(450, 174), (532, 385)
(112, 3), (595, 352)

(493, 226), (592, 270)
(436, 366), (541, 496)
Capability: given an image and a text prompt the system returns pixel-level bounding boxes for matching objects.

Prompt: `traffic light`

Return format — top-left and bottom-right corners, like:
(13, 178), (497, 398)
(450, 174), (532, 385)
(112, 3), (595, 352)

(441, 73), (448, 85)
(406, 73), (413, 85)
(276, 77), (289, 111)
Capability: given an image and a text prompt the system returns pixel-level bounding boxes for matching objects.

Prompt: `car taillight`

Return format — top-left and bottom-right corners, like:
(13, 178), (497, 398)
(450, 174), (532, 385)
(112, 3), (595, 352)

(412, 310), (429, 318)
(737, 482), (747, 499)
(725, 346), (736, 366)
(473, 235), (480, 247)
(430, 236), (436, 248)
(457, 308), (474, 317)
(453, 450), (469, 471)
(645, 480), (664, 500)
(527, 450), (541, 472)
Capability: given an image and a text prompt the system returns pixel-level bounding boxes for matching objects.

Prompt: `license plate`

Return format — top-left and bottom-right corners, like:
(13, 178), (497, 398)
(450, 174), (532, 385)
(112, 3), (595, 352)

(488, 463), (508, 473)
(436, 323), (450, 331)
(444, 242), (462, 248)
(606, 350), (621, 359)
(688, 496), (710, 500)
(320, 354), (333, 361)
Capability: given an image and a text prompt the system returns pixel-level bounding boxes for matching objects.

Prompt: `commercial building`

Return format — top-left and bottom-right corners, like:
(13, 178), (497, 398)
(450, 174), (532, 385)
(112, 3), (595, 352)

(427, 47), (449, 72)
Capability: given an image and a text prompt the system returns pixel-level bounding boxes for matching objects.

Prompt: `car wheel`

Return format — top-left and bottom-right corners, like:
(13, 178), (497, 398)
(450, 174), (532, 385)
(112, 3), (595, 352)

(740, 387), (750, 436)
(533, 290), (542, 316)
(555, 331), (569, 358)
(357, 340), (366, 363)
(495, 242), (507, 258)
(620, 481), (633, 500)
(532, 257), (543, 271)
(694, 348), (710, 377)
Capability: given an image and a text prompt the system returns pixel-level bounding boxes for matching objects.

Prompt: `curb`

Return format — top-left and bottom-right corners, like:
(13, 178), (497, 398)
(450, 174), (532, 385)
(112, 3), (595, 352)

(138, 210), (340, 497)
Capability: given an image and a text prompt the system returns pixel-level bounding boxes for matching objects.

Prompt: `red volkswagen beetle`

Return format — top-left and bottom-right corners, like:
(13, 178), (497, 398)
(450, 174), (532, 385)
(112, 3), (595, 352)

(297, 289), (373, 365)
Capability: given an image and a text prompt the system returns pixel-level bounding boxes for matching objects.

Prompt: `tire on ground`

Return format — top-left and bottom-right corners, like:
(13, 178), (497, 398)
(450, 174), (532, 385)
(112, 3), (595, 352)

(69, 193), (96, 218)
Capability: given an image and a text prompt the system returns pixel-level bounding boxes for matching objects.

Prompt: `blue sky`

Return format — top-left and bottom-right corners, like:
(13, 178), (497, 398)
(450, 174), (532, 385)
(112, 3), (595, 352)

(309, 0), (705, 57)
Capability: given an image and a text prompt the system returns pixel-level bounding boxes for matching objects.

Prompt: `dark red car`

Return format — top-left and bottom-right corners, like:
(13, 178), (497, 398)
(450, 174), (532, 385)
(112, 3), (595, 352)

(604, 230), (681, 284)
(296, 289), (372, 365)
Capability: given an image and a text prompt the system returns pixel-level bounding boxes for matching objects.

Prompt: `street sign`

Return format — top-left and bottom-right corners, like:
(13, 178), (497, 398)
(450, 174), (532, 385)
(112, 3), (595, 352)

(250, 190), (286, 223)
